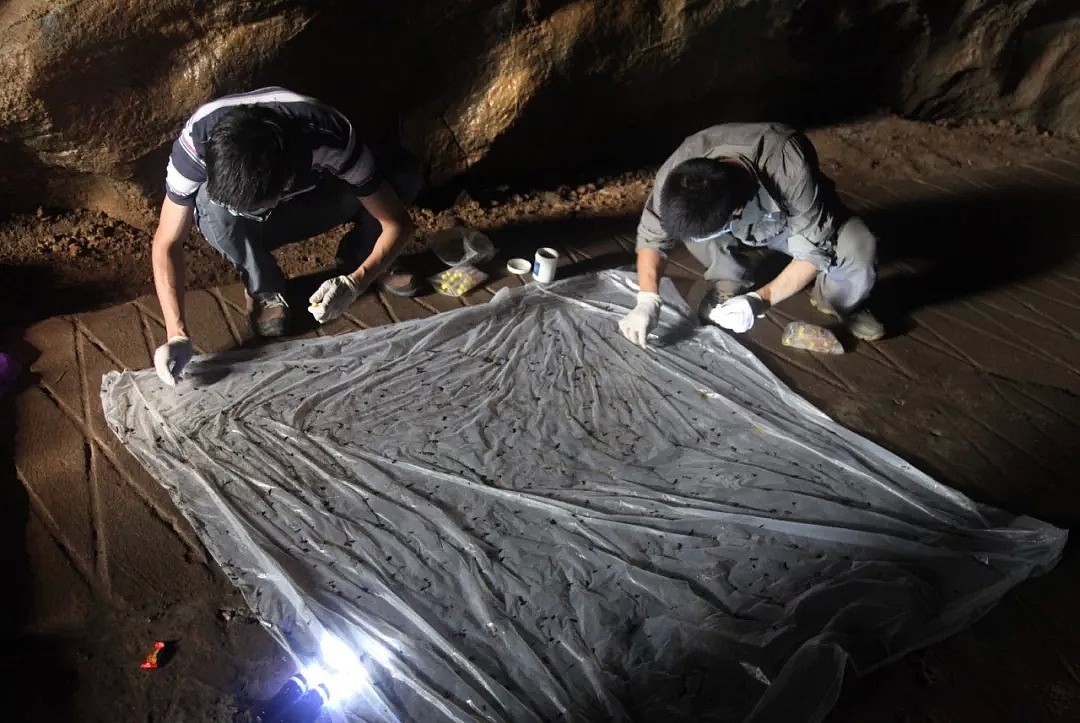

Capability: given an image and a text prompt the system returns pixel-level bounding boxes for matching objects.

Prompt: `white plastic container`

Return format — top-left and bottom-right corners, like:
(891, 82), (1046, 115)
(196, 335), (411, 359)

(532, 247), (559, 284)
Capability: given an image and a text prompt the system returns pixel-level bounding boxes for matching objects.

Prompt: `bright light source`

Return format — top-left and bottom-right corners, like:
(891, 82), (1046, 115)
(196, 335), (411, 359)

(363, 638), (394, 667)
(304, 632), (371, 704)
(300, 662), (329, 687)
(321, 632), (364, 675)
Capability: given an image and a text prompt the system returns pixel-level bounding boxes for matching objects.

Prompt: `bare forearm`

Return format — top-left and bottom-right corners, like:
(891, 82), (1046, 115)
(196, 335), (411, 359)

(150, 198), (194, 339)
(153, 242), (187, 338)
(757, 258), (818, 307)
(636, 248), (666, 294)
(347, 220), (415, 284)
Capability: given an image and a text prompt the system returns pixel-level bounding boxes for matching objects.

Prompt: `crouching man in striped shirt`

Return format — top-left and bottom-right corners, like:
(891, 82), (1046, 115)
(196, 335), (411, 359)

(151, 87), (423, 385)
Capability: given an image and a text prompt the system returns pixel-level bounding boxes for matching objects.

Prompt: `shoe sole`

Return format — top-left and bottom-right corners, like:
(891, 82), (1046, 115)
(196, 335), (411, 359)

(810, 295), (885, 342)
(809, 294), (840, 319)
(250, 310), (288, 338)
(851, 328), (885, 342)
(254, 322), (287, 338)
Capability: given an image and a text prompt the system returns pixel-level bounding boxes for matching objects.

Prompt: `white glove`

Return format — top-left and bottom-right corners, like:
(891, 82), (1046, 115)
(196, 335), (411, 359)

(154, 336), (192, 386)
(308, 275), (360, 323)
(706, 292), (767, 333)
(618, 291), (662, 348)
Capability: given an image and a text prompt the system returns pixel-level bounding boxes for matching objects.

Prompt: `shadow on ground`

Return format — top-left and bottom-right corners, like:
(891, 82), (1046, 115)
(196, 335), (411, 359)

(0, 340), (79, 719)
(0, 263), (115, 328)
(867, 179), (1080, 335)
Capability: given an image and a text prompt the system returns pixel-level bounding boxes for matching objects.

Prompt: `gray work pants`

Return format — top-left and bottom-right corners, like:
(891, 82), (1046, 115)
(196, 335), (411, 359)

(685, 216), (877, 313)
(194, 151), (424, 295)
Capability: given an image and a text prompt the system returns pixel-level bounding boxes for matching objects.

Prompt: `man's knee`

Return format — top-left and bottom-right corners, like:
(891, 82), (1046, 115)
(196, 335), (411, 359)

(820, 217), (877, 309)
(193, 185), (242, 253)
(697, 241), (754, 283)
(835, 217), (877, 269)
(193, 185), (218, 229)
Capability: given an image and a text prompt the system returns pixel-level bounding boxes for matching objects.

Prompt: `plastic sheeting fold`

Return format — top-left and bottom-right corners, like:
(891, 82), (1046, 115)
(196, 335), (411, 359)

(102, 272), (1066, 722)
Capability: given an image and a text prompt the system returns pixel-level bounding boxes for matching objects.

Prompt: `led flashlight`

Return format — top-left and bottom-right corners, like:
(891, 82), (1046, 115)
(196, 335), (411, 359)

(278, 683), (330, 723)
(254, 673), (309, 722)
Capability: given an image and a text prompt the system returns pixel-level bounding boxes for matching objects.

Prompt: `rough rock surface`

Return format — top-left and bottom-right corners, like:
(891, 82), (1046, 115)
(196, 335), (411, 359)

(1, 0), (1078, 225)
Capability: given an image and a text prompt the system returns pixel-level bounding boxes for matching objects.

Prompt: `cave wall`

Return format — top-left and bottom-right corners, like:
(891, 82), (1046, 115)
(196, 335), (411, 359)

(1, 0), (1077, 227)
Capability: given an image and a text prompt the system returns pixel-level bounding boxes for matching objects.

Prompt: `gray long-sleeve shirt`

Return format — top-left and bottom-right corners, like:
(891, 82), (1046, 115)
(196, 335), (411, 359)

(636, 123), (838, 269)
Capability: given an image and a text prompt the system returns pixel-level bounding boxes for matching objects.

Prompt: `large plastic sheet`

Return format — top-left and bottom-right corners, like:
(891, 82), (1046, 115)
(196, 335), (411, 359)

(102, 272), (1066, 722)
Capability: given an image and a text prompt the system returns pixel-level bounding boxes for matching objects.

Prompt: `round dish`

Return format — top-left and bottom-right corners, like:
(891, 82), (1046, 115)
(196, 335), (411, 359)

(506, 258), (531, 275)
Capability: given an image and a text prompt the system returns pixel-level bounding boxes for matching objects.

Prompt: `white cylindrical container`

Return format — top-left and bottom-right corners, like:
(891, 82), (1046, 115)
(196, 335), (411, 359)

(532, 247), (560, 284)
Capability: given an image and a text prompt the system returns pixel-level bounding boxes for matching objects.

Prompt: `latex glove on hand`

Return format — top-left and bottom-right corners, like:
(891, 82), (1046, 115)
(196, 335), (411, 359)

(706, 292), (768, 333)
(309, 275), (361, 324)
(154, 336), (193, 386)
(618, 291), (662, 348)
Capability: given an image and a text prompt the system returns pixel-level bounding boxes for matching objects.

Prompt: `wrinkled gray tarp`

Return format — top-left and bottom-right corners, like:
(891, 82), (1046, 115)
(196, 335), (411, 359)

(102, 272), (1066, 723)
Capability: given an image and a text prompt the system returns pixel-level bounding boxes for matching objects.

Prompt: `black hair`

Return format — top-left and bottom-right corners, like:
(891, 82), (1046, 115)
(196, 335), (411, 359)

(658, 158), (756, 240)
(204, 105), (293, 210)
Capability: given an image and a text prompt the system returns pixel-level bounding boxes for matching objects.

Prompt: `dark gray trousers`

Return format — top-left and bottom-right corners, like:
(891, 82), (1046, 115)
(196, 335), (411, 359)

(685, 216), (877, 313)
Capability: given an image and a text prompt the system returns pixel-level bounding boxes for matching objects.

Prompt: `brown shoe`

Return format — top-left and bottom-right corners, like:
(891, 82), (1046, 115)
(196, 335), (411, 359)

(248, 292), (289, 337)
(810, 291), (885, 342)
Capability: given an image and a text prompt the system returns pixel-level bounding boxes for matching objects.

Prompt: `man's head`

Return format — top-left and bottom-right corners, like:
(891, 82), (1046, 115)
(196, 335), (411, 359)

(659, 158), (757, 242)
(205, 105), (293, 212)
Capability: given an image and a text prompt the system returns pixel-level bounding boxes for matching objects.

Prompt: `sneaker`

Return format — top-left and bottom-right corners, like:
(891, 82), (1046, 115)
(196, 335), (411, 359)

(845, 309), (886, 341)
(698, 279), (752, 321)
(810, 292), (885, 341)
(248, 292), (289, 338)
(708, 279), (752, 302)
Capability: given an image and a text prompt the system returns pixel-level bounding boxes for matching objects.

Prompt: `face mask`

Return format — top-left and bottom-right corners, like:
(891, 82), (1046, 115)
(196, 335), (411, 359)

(689, 222), (733, 243)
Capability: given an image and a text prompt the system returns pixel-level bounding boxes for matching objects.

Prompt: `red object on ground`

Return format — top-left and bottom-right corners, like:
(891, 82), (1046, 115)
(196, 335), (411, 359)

(140, 641), (166, 670)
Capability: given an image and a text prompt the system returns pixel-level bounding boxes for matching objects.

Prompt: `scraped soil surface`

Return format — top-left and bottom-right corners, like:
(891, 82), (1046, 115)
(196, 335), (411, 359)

(3, 116), (1078, 328)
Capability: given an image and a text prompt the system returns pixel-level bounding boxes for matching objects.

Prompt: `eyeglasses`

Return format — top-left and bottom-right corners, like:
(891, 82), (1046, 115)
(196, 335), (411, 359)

(209, 197), (276, 222)
(689, 222), (733, 243)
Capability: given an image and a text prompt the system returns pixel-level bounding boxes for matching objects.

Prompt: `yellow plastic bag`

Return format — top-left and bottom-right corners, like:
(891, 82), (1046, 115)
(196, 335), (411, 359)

(428, 265), (488, 297)
(781, 321), (844, 354)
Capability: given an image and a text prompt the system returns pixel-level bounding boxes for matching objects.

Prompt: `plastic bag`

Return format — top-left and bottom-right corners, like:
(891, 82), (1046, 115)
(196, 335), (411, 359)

(781, 321), (845, 354)
(428, 264), (488, 297)
(428, 227), (495, 267)
(102, 272), (1066, 723)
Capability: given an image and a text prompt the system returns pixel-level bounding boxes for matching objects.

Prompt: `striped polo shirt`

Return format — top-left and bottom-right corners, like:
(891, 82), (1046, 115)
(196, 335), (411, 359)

(165, 87), (382, 206)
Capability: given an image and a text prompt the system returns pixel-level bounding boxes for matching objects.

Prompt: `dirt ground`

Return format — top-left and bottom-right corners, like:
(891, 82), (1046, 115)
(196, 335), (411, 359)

(2, 115), (1078, 329)
(3, 116), (1080, 722)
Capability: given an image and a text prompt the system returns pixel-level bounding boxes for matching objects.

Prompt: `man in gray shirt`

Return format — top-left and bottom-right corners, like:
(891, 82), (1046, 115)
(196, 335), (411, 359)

(618, 123), (883, 346)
